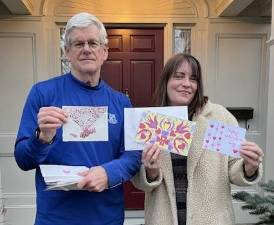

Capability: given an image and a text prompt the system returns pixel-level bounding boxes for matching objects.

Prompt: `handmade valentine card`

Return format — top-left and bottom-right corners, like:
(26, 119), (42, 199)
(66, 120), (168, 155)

(124, 106), (188, 150)
(202, 120), (246, 158)
(62, 106), (108, 141)
(136, 111), (196, 156)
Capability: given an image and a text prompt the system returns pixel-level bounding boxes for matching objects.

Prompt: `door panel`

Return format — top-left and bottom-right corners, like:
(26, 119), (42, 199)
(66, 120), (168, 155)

(0, 32), (37, 224)
(101, 28), (164, 209)
(101, 60), (123, 91)
(131, 60), (155, 107)
(130, 35), (155, 52)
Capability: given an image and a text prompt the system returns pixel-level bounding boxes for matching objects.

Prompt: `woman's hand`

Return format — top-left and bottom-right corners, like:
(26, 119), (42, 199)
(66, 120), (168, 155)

(142, 144), (161, 181)
(240, 141), (264, 177)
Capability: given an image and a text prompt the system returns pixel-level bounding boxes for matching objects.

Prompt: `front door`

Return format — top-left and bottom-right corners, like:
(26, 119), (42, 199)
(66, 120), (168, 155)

(101, 27), (164, 208)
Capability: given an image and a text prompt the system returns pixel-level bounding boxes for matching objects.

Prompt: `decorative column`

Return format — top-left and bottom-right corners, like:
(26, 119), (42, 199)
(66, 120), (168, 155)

(265, 0), (274, 182)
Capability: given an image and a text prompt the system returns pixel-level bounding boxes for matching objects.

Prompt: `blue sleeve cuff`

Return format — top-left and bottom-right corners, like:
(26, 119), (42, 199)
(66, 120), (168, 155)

(14, 133), (53, 170)
(101, 150), (142, 188)
(102, 161), (123, 188)
(29, 133), (52, 156)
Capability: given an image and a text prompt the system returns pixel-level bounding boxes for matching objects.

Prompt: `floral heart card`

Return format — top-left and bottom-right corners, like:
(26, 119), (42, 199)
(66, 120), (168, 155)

(135, 111), (196, 156)
(202, 120), (246, 158)
(124, 106), (188, 151)
(62, 106), (108, 141)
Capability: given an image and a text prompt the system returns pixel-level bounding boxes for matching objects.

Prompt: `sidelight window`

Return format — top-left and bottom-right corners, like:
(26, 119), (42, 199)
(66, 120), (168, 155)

(60, 27), (70, 74)
(174, 27), (191, 54)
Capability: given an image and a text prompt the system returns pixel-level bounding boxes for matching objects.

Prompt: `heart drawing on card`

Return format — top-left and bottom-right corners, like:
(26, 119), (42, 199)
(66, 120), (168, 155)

(233, 149), (238, 154)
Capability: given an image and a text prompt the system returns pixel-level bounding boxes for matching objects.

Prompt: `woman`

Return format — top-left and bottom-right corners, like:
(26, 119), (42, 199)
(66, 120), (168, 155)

(132, 53), (263, 225)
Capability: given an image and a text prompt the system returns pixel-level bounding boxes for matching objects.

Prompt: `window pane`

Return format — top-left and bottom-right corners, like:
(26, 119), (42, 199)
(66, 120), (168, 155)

(174, 28), (191, 54)
(60, 27), (70, 74)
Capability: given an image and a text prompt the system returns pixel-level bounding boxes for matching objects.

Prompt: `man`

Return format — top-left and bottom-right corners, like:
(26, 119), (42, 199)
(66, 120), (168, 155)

(14, 12), (141, 225)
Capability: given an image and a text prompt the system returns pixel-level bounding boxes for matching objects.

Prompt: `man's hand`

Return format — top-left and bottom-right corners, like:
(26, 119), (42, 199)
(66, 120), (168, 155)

(37, 107), (67, 143)
(77, 166), (108, 192)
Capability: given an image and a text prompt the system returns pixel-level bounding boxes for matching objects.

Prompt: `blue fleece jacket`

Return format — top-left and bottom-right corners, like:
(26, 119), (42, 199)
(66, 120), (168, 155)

(14, 73), (141, 225)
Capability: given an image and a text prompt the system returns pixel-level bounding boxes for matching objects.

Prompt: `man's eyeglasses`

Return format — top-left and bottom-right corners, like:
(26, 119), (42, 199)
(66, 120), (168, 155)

(70, 40), (102, 50)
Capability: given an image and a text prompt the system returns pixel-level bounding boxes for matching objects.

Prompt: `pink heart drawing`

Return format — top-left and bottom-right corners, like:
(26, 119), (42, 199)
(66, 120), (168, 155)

(140, 133), (146, 139)
(63, 169), (71, 174)
(233, 149), (238, 154)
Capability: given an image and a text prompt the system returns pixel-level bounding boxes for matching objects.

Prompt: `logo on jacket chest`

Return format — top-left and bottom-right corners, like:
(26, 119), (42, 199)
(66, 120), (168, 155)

(108, 113), (118, 124)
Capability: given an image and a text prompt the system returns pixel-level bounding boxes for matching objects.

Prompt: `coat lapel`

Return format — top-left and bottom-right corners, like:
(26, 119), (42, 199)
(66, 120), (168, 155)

(157, 101), (213, 224)
(187, 103), (211, 182)
(159, 150), (178, 225)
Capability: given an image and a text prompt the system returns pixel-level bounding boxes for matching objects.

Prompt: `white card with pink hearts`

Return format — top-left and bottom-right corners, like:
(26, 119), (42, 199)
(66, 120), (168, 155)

(202, 120), (246, 158)
(62, 106), (108, 141)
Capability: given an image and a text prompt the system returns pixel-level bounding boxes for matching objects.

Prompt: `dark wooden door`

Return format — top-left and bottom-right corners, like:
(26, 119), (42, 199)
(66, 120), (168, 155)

(101, 27), (164, 209)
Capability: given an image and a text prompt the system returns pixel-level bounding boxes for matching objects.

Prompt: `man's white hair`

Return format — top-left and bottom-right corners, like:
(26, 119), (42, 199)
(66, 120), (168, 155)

(64, 12), (108, 47)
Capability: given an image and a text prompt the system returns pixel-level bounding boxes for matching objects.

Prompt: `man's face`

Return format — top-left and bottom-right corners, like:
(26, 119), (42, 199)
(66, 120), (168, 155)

(65, 25), (108, 77)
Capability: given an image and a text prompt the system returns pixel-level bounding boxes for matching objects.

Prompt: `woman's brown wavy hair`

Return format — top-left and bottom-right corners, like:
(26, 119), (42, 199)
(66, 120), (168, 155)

(153, 53), (208, 119)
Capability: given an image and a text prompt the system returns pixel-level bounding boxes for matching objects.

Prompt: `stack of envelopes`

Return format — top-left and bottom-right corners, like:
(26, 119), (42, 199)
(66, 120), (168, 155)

(40, 164), (89, 191)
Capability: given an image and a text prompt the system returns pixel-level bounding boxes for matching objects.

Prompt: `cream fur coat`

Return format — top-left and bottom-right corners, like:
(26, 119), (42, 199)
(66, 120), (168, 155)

(132, 101), (263, 225)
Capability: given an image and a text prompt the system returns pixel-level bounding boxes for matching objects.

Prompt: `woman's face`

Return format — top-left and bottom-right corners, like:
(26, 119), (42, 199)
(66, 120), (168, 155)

(167, 61), (198, 106)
